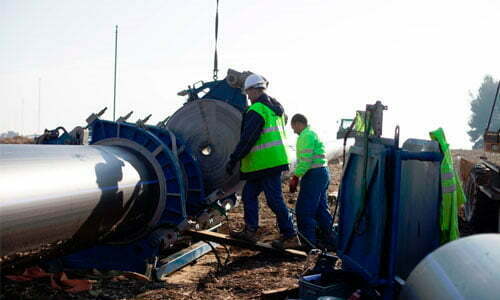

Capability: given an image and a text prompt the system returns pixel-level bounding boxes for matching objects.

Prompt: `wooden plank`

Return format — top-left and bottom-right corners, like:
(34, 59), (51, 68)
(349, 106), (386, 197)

(185, 229), (307, 259)
(261, 286), (299, 299)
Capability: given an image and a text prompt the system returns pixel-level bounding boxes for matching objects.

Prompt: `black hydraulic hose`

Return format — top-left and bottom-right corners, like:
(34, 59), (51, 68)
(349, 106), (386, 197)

(204, 240), (224, 275)
(354, 112), (373, 234)
(343, 120), (356, 165)
(337, 119), (357, 222)
(331, 194), (339, 225)
(296, 229), (319, 251)
(289, 208), (319, 250)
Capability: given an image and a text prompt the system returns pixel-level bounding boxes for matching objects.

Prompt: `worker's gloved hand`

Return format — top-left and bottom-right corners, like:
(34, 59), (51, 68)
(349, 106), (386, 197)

(226, 160), (236, 175)
(289, 175), (299, 193)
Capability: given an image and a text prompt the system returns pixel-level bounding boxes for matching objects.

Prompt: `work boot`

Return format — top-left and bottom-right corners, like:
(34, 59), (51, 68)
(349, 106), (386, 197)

(271, 234), (301, 250)
(229, 227), (257, 243)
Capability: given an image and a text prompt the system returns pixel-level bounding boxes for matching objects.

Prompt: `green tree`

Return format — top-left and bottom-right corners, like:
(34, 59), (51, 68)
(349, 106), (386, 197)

(468, 75), (500, 149)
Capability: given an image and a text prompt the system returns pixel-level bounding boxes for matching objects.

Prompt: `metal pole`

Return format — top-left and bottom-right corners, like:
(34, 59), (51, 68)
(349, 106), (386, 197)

(486, 80), (500, 132)
(38, 78), (41, 133)
(113, 25), (118, 121)
(21, 98), (24, 136)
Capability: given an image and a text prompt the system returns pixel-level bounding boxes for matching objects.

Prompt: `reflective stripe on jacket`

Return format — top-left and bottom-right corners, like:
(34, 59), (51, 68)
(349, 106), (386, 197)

(240, 102), (290, 173)
(294, 126), (327, 177)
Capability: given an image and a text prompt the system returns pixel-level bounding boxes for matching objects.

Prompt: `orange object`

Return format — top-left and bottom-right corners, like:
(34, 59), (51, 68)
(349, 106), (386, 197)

(289, 175), (299, 193)
(5, 274), (32, 282)
(51, 272), (92, 293)
(24, 266), (51, 278)
(5, 266), (91, 293)
(5, 266), (50, 281)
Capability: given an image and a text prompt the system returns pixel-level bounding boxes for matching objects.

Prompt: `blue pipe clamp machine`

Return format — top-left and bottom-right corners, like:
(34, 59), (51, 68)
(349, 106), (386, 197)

(1, 69), (252, 280)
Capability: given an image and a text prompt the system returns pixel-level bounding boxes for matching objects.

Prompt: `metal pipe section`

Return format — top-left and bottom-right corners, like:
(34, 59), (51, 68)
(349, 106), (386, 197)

(400, 234), (500, 300)
(166, 99), (242, 194)
(0, 144), (158, 257)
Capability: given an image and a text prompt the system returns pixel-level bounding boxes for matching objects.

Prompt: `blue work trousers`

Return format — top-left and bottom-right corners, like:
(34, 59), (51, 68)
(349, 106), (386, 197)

(296, 167), (334, 245)
(242, 172), (296, 238)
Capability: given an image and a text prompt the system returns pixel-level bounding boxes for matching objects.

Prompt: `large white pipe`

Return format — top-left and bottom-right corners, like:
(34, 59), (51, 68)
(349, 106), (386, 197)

(400, 234), (500, 300)
(0, 144), (157, 256)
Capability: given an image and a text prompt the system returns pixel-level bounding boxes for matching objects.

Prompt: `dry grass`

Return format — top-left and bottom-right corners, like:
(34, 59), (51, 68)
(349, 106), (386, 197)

(0, 136), (34, 144)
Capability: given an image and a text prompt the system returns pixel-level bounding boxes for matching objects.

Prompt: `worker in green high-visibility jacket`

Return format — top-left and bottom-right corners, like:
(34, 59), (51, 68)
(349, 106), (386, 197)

(430, 128), (467, 243)
(289, 114), (336, 250)
(225, 74), (300, 249)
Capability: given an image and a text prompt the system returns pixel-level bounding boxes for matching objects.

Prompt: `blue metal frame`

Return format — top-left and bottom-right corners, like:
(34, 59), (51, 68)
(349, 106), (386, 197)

(383, 149), (442, 299)
(36, 127), (78, 144)
(184, 79), (248, 112)
(144, 125), (206, 217)
(337, 139), (392, 283)
(62, 232), (164, 274)
(336, 136), (443, 299)
(89, 119), (187, 227)
(59, 119), (193, 274)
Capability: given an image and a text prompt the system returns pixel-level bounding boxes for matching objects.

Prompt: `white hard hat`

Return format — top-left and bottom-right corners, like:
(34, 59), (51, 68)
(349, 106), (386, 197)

(244, 74), (268, 90)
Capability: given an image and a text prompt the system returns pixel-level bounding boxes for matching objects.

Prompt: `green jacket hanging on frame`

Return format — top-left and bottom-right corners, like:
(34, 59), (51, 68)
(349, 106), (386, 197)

(429, 128), (467, 244)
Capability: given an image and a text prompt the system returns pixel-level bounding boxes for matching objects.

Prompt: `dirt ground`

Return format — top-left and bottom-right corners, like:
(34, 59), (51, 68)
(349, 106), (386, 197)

(0, 136), (34, 144)
(452, 149), (500, 166)
(0, 162), (342, 300)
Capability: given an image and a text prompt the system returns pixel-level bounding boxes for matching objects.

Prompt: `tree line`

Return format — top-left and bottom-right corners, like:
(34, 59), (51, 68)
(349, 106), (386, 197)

(468, 75), (499, 149)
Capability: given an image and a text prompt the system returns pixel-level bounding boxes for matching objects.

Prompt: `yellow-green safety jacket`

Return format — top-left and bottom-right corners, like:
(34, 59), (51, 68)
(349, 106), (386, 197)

(354, 111), (375, 135)
(430, 128), (467, 244)
(240, 102), (290, 173)
(294, 126), (327, 177)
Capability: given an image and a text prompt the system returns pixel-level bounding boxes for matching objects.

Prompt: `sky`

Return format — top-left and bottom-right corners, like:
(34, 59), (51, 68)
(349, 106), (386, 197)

(1, 0), (499, 149)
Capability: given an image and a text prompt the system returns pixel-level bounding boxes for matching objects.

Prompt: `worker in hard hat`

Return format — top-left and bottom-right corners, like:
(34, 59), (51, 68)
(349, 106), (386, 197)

(289, 114), (335, 250)
(226, 73), (300, 249)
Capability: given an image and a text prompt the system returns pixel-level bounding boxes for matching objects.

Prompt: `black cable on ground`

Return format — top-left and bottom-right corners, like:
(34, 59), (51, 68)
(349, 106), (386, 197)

(288, 208), (320, 251)
(203, 240), (224, 275)
(201, 213), (232, 276)
(221, 243), (231, 267)
(222, 213), (232, 267)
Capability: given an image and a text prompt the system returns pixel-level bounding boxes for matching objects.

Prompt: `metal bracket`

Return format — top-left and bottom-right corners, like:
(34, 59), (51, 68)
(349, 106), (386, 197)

(336, 101), (388, 140)
(117, 111), (133, 123)
(205, 188), (226, 204)
(156, 116), (170, 128)
(85, 107), (107, 125)
(69, 126), (90, 145)
(154, 241), (218, 280)
(150, 228), (179, 249)
(366, 100), (388, 137)
(136, 114), (152, 128)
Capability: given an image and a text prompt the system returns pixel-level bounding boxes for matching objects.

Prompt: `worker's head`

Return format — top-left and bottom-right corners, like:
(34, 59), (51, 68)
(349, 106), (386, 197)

(244, 74), (268, 101)
(291, 114), (308, 135)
